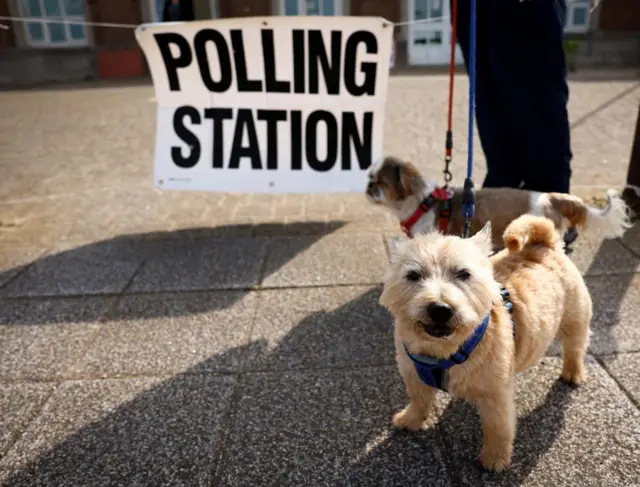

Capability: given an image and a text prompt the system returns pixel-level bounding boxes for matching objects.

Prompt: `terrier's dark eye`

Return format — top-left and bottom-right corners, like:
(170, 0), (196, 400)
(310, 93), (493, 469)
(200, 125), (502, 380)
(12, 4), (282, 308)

(405, 270), (422, 282)
(455, 269), (471, 281)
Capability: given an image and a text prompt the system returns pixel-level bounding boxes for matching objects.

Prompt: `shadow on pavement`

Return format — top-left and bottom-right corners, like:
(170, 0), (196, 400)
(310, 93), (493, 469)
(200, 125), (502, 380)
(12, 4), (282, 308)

(338, 381), (574, 486)
(1, 286), (578, 487)
(0, 221), (345, 324)
(583, 226), (639, 355)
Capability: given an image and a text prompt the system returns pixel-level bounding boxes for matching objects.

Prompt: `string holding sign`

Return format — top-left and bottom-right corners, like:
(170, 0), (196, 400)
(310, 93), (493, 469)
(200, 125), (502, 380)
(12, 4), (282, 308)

(136, 16), (394, 194)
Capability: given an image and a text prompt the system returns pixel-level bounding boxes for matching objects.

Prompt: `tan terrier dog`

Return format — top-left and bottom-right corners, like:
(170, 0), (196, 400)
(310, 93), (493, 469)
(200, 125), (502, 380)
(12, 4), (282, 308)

(380, 214), (592, 471)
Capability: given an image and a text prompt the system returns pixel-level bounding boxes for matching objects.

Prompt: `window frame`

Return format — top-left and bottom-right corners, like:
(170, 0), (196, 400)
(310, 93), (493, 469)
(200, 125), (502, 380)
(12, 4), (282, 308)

(565, 1), (591, 34)
(19, 0), (89, 47)
(279, 0), (343, 16)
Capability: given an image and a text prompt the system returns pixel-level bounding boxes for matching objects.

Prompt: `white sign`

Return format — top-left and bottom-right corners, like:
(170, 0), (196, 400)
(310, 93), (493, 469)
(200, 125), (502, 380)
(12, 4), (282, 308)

(135, 16), (393, 193)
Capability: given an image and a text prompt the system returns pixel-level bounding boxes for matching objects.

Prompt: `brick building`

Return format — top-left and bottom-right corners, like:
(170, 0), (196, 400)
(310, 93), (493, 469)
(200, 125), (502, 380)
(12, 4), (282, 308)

(0, 0), (638, 87)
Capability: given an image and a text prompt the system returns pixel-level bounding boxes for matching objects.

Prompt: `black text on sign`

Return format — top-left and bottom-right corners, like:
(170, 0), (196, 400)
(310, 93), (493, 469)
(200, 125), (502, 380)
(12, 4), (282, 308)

(154, 28), (378, 171)
(137, 16), (392, 193)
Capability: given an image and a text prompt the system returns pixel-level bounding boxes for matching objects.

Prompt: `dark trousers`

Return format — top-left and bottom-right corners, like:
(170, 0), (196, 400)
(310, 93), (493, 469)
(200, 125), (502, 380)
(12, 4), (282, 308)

(455, 0), (573, 193)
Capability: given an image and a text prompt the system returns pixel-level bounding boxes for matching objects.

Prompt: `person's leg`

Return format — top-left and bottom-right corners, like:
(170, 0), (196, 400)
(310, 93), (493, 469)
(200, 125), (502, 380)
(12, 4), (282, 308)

(488, 0), (572, 194)
(454, 0), (523, 189)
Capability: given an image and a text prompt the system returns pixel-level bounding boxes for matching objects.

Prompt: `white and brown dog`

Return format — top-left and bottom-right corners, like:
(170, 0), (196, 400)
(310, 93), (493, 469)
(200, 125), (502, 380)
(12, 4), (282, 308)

(365, 156), (630, 248)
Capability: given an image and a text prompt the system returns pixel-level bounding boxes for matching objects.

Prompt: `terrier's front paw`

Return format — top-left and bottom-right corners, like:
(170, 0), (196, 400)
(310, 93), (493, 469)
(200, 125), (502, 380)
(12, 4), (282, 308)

(392, 407), (426, 431)
(478, 446), (512, 472)
(561, 365), (587, 387)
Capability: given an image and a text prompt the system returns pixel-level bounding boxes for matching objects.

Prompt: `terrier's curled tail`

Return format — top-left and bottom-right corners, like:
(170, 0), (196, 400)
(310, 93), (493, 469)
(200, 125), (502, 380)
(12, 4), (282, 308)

(503, 215), (562, 253)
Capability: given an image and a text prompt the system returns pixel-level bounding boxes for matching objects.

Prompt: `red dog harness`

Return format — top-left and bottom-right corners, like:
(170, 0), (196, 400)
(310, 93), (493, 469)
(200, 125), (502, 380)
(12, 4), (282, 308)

(400, 187), (454, 238)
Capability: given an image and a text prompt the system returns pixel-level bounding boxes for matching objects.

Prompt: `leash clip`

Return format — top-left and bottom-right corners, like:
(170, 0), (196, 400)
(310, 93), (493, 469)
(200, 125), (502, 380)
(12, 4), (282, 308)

(443, 131), (453, 187)
(461, 177), (476, 238)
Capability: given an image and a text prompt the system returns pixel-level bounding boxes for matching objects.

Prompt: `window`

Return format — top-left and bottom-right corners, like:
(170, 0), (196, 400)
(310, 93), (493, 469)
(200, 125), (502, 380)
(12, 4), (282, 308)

(414, 0), (443, 21)
(150, 0), (199, 23)
(281, 0), (341, 16)
(151, 0), (166, 22)
(565, 1), (590, 33)
(20, 0), (88, 46)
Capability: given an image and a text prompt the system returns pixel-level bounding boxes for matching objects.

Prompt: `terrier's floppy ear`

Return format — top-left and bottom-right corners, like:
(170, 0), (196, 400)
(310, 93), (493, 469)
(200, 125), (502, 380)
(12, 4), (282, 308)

(384, 157), (422, 200)
(469, 222), (493, 255)
(389, 160), (408, 200)
(397, 161), (424, 200)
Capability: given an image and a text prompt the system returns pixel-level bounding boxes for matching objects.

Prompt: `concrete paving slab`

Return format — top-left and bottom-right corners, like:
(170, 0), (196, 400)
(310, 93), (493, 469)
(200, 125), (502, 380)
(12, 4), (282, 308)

(0, 241), (147, 297)
(302, 194), (345, 222)
(246, 286), (393, 371)
(0, 374), (235, 487)
(73, 291), (257, 377)
(432, 357), (640, 487)
(0, 246), (45, 289)
(48, 189), (178, 244)
(586, 273), (640, 355)
(600, 352), (640, 406)
(0, 200), (75, 246)
(0, 297), (113, 380)
(217, 367), (452, 487)
(0, 382), (53, 457)
(128, 237), (269, 292)
(261, 234), (388, 287)
(569, 235), (640, 276)
(0, 325), (100, 381)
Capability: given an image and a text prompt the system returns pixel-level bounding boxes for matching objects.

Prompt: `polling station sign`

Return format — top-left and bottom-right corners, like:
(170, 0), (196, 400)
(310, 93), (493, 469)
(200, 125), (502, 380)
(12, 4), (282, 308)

(135, 16), (393, 193)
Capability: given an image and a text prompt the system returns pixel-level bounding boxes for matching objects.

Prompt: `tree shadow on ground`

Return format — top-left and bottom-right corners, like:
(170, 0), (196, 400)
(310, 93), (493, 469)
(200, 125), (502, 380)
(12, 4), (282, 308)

(0, 221), (346, 325)
(2, 286), (580, 487)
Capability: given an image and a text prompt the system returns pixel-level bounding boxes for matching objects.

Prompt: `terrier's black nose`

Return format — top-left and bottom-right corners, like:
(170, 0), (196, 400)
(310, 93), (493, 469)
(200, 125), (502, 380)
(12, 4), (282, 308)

(427, 303), (453, 325)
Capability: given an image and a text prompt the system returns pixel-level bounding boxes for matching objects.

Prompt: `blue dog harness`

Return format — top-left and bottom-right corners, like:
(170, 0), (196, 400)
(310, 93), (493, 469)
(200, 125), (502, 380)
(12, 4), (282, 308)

(405, 287), (515, 392)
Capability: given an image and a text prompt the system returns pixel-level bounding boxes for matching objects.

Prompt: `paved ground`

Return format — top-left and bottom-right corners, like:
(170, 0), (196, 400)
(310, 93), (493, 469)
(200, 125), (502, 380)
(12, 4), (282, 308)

(1, 72), (640, 486)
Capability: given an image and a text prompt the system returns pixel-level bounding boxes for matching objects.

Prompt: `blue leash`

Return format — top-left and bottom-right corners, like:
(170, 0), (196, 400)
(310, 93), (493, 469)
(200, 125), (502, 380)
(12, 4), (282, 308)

(461, 0), (477, 239)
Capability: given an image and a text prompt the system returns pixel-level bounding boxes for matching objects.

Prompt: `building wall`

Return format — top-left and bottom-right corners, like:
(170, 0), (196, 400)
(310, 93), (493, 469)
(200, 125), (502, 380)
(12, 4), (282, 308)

(0, 48), (96, 86)
(0, 0), (146, 88)
(573, 0), (640, 67)
(0, 0), (15, 47)
(599, 0), (640, 32)
(0, 0), (94, 86)
(1, 0), (638, 88)
(87, 0), (142, 48)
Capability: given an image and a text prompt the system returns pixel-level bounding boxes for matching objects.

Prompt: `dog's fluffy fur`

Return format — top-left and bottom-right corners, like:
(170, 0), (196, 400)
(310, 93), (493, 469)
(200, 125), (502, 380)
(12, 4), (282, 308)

(366, 156), (630, 244)
(380, 215), (592, 471)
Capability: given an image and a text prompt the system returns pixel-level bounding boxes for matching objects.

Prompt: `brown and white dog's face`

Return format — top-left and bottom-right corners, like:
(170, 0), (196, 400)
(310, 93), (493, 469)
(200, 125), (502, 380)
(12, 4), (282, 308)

(380, 224), (500, 356)
(365, 157), (428, 209)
